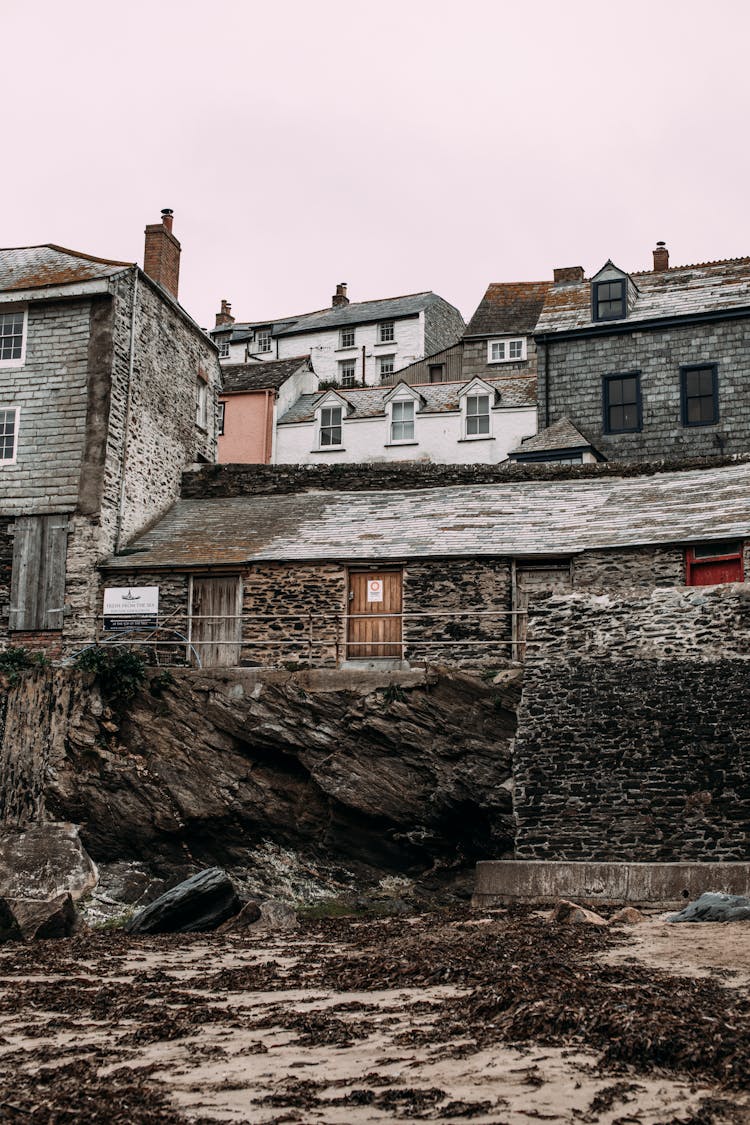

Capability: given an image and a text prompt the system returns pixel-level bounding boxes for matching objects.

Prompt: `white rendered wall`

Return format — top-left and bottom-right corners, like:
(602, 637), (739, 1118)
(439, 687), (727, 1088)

(275, 314), (424, 385)
(270, 367), (319, 461)
(274, 406), (537, 465)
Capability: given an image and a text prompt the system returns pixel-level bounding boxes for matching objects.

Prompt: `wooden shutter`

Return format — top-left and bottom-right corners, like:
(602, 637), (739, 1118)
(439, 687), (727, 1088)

(190, 576), (242, 667)
(9, 515), (68, 631)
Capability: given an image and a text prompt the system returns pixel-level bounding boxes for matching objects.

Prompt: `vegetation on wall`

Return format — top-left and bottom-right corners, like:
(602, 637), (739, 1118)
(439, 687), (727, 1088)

(74, 647), (148, 708)
(0, 647), (50, 687)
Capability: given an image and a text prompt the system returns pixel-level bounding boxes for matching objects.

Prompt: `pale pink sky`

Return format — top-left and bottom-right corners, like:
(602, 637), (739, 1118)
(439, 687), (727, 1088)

(3, 0), (749, 328)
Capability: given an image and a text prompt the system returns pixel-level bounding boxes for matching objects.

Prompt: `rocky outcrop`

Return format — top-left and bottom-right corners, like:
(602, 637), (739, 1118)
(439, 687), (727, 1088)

(125, 868), (240, 934)
(0, 822), (98, 901)
(1, 665), (517, 879)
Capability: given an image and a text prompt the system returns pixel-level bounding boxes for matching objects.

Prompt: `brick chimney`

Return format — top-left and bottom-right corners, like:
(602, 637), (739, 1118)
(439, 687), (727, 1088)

(653, 241), (669, 271)
(332, 282), (349, 307)
(143, 208), (181, 298)
(553, 266), (585, 284)
(215, 299), (234, 327)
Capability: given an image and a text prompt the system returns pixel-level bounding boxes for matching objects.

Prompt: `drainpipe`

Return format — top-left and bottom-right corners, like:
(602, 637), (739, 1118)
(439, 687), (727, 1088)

(115, 268), (139, 551)
(361, 344), (366, 385)
(263, 390), (273, 463)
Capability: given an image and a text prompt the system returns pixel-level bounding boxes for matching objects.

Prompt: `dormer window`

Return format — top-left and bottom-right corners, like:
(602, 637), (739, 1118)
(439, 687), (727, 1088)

(465, 394), (491, 436)
(391, 400), (414, 442)
(218, 338), (230, 358)
(593, 279), (627, 321)
(256, 329), (272, 353)
(320, 405), (343, 446)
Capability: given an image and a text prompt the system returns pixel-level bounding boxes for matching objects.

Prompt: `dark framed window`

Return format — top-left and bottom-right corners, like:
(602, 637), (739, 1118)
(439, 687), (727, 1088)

(593, 279), (626, 321)
(428, 364), (444, 383)
(681, 364), (718, 426)
(603, 372), (641, 433)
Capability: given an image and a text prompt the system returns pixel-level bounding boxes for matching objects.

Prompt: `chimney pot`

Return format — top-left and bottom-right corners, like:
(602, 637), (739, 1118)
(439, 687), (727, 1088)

(143, 209), (181, 299)
(653, 241), (669, 271)
(332, 282), (349, 307)
(553, 266), (585, 284)
(215, 299), (235, 328)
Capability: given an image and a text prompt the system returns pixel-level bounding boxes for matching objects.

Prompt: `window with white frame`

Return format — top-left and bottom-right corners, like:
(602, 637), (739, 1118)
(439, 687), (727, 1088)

(0, 407), (19, 463)
(339, 359), (357, 387)
(196, 378), (208, 429)
(465, 394), (491, 437)
(488, 337), (527, 363)
(340, 327), (355, 348)
(390, 399), (414, 442)
(319, 405), (343, 446)
(256, 329), (272, 353)
(378, 355), (395, 379)
(218, 401), (225, 436)
(379, 321), (395, 343)
(0, 309), (26, 365)
(218, 338), (230, 359)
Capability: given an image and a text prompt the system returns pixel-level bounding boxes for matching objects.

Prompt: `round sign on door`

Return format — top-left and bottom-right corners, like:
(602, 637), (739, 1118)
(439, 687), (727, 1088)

(367, 579), (384, 602)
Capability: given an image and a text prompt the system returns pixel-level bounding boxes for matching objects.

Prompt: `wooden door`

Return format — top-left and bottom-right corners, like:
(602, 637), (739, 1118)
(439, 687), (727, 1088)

(514, 563), (572, 660)
(190, 576), (242, 668)
(347, 571), (402, 660)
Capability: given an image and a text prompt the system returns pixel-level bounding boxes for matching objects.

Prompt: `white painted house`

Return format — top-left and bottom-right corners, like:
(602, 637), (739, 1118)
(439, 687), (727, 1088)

(210, 285), (465, 387)
(274, 375), (537, 464)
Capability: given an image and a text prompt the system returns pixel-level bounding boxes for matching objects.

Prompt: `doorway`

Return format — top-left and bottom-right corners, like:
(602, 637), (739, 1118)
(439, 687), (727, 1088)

(513, 562), (572, 660)
(189, 576), (242, 668)
(347, 570), (403, 660)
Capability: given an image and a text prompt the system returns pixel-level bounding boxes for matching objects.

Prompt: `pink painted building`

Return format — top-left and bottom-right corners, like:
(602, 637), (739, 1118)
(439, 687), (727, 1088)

(218, 357), (316, 463)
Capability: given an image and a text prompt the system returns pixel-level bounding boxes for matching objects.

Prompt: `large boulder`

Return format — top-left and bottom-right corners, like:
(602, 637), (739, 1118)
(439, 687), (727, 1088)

(547, 899), (607, 926)
(668, 891), (750, 923)
(8, 893), (77, 940)
(125, 868), (240, 934)
(0, 823), (98, 902)
(0, 898), (22, 944)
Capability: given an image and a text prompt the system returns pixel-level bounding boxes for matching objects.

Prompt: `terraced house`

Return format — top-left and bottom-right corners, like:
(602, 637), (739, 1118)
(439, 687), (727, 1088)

(0, 211), (221, 656)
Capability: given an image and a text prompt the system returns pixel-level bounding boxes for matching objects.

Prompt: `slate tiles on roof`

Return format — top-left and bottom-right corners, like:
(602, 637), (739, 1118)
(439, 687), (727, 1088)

(274, 292), (441, 335)
(0, 245), (132, 293)
(511, 417), (595, 454)
(278, 376), (537, 424)
(104, 461), (750, 570)
(536, 257), (750, 334)
(464, 282), (552, 337)
(221, 357), (311, 393)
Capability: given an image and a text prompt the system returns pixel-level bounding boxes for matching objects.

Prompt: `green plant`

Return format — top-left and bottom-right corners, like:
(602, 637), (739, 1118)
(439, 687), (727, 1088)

(148, 669), (174, 698)
(75, 646), (147, 707)
(0, 646), (50, 686)
(381, 682), (406, 707)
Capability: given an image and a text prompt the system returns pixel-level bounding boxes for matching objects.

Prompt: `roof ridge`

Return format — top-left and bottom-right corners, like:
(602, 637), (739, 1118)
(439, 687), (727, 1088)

(634, 255), (750, 276)
(0, 243), (135, 267)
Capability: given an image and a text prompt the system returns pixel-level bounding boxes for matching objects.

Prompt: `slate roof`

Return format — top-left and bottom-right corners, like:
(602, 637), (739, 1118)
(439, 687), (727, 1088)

(536, 257), (750, 334)
(277, 377), (537, 425)
(0, 245), (132, 292)
(464, 282), (551, 337)
(510, 418), (596, 455)
(221, 357), (312, 393)
(104, 460), (750, 569)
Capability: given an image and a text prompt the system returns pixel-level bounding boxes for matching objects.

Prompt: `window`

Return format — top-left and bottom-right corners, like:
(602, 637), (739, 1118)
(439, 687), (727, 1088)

(340, 327), (355, 348)
(320, 405), (343, 446)
(681, 364), (718, 426)
(0, 407), (19, 463)
(593, 279), (626, 321)
(465, 394), (491, 437)
(218, 401), (225, 436)
(339, 359), (357, 387)
(379, 321), (395, 343)
(686, 541), (744, 586)
(488, 337), (526, 363)
(0, 308), (26, 365)
(428, 364), (445, 383)
(256, 329), (272, 353)
(391, 399), (414, 442)
(218, 338), (230, 359)
(603, 372), (641, 433)
(196, 378), (208, 429)
(378, 355), (395, 380)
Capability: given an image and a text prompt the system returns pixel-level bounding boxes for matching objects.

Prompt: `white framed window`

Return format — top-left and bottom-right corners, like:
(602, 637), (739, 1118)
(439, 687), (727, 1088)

(218, 338), (230, 359)
(390, 399), (414, 442)
(340, 327), (355, 348)
(379, 321), (395, 343)
(0, 308), (27, 367)
(218, 401), (225, 436)
(319, 405), (343, 446)
(378, 354), (395, 380)
(196, 378), (208, 429)
(488, 337), (527, 363)
(339, 359), (357, 387)
(465, 394), (491, 437)
(0, 407), (19, 463)
(256, 329), (272, 353)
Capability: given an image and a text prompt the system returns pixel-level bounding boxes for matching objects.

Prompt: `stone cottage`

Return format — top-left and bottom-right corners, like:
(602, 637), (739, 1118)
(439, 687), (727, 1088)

(0, 211), (221, 656)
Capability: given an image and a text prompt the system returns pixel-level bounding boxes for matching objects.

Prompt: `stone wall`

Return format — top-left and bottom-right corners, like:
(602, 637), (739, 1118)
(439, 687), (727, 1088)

(240, 563), (346, 667)
(403, 559), (513, 665)
(513, 586), (750, 862)
(540, 317), (750, 461)
(461, 338), (540, 384)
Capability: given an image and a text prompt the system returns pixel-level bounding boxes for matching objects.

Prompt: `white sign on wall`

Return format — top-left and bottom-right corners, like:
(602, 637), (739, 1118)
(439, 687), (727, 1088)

(103, 587), (159, 631)
(367, 578), (384, 603)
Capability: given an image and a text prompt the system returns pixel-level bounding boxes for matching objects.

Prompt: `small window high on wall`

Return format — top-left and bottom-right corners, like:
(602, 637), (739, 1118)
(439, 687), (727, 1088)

(686, 541), (744, 586)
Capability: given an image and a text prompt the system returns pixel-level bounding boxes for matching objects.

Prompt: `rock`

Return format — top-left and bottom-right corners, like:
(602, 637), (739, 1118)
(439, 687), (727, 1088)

(217, 900), (262, 932)
(247, 899), (298, 933)
(8, 893), (77, 940)
(0, 898), (22, 944)
(125, 868), (240, 934)
(0, 823), (98, 903)
(609, 906), (647, 925)
(547, 899), (607, 926)
(667, 891), (750, 923)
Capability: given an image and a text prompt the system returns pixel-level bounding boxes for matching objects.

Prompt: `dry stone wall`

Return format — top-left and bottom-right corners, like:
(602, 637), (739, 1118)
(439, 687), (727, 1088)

(403, 559), (513, 665)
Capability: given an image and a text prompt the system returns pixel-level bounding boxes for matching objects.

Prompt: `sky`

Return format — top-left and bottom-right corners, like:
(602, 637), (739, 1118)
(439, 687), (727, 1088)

(3, 0), (749, 329)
